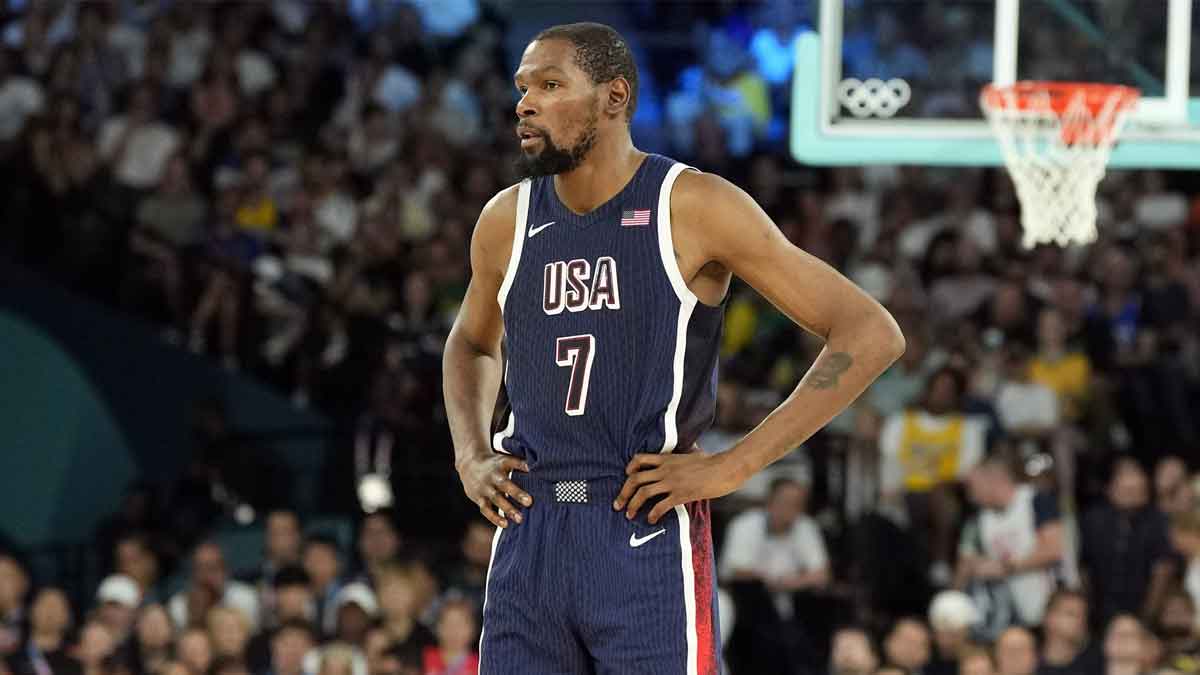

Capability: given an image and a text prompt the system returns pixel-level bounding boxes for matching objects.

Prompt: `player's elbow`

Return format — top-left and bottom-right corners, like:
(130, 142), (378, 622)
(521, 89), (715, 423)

(865, 306), (906, 364)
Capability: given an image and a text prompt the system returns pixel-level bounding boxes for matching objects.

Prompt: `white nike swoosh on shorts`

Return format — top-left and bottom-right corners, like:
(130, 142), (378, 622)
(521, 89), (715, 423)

(629, 528), (667, 548)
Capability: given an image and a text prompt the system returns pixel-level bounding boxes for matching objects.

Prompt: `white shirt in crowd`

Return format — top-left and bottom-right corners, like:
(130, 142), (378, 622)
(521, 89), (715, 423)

(995, 381), (1059, 433)
(168, 580), (261, 631)
(97, 116), (181, 189)
(970, 484), (1059, 626)
(0, 75), (44, 140)
(720, 508), (828, 618)
(1185, 559), (1200, 630)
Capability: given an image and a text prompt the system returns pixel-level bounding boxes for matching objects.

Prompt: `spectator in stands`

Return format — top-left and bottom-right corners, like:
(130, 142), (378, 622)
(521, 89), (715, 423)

(190, 185), (253, 370)
(263, 620), (314, 675)
(1037, 589), (1102, 674)
(958, 454), (1063, 634)
(1155, 588), (1200, 671)
(396, 559), (439, 631)
(993, 342), (1059, 441)
(960, 647), (996, 675)
(829, 627), (878, 675)
(130, 604), (173, 675)
(302, 536), (343, 638)
(7, 587), (74, 675)
(0, 555), (28, 656)
(169, 542), (260, 632)
(210, 657), (251, 675)
(0, 48), (45, 143)
(1029, 307), (1091, 422)
(94, 484), (162, 579)
(362, 626), (392, 675)
(880, 367), (988, 586)
(995, 626), (1038, 675)
(421, 598), (478, 675)
(1139, 630), (1165, 674)
(1080, 458), (1173, 627)
(314, 643), (357, 675)
(1155, 457), (1193, 518)
(253, 511), (305, 616)
(720, 476), (828, 672)
(246, 567), (314, 672)
(72, 622), (115, 675)
(113, 533), (162, 602)
(94, 574), (141, 644)
(883, 617), (932, 674)
(1171, 510), (1200, 626)
(927, 590), (980, 675)
(375, 564), (434, 656)
(207, 606), (251, 661)
(96, 82), (179, 194)
(128, 153), (207, 338)
(330, 583), (376, 648)
(1103, 615), (1145, 675)
(441, 522), (492, 618)
(355, 511), (400, 587)
(176, 627), (213, 675)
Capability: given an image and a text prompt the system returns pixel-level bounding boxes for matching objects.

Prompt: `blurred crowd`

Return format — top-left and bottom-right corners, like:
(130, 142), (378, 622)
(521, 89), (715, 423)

(2, 1), (1200, 675)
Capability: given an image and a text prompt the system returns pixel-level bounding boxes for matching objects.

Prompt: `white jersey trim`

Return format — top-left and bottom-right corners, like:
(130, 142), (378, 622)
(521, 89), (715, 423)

(476, 525), (504, 665)
(656, 163), (700, 306)
(496, 179), (532, 313)
(657, 163), (698, 455)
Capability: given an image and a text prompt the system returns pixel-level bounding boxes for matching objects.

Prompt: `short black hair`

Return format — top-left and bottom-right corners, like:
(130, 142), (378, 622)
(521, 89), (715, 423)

(273, 565), (311, 590)
(303, 533), (340, 554)
(274, 618), (315, 642)
(767, 477), (806, 499)
(533, 22), (638, 121)
(1045, 588), (1088, 614)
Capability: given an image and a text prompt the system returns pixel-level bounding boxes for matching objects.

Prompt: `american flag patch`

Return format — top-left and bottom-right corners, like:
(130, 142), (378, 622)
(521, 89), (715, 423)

(620, 209), (651, 227)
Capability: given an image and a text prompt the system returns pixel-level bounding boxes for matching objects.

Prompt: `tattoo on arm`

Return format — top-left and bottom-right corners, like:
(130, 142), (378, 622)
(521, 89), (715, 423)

(806, 352), (853, 390)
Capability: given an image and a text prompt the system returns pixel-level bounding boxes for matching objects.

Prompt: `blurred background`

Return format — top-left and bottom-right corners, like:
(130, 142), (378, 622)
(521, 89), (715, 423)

(1, 1), (1199, 675)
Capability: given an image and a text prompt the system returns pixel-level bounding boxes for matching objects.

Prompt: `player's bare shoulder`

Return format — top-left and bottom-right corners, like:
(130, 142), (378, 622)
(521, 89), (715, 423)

(668, 168), (766, 267)
(470, 182), (523, 285)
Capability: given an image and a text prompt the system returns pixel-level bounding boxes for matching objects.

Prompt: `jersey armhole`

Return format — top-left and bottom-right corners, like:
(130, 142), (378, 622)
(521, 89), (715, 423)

(656, 164), (701, 305)
(496, 179), (532, 313)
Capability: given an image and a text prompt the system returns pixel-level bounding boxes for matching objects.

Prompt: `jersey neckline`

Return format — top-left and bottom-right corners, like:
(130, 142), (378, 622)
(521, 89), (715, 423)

(545, 153), (656, 222)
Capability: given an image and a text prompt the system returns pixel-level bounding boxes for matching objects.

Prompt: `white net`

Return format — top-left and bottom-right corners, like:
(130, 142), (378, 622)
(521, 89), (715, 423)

(980, 83), (1139, 248)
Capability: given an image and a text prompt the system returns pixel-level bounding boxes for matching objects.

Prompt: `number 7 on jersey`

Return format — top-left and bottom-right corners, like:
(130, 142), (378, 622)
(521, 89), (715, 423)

(555, 334), (595, 416)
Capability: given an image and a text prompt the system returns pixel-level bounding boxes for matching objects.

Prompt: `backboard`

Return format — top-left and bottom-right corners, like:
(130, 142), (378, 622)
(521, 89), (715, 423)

(790, 0), (1200, 168)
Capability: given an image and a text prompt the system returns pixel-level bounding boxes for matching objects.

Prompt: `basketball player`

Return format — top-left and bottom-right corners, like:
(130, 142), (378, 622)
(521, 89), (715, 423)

(443, 23), (905, 674)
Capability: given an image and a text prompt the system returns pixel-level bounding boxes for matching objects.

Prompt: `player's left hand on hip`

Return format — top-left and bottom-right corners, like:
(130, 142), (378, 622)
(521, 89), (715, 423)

(613, 449), (739, 524)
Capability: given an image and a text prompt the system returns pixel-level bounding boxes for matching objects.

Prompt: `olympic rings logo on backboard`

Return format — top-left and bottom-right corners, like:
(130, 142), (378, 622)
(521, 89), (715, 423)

(837, 78), (912, 118)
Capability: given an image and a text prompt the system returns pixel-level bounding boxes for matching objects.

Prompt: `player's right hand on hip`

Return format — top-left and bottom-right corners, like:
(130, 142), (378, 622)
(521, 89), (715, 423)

(456, 453), (532, 528)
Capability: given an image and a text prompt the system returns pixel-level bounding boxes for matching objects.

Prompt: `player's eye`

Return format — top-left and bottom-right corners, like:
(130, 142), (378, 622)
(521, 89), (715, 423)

(545, 81), (560, 90)
(517, 85), (528, 94)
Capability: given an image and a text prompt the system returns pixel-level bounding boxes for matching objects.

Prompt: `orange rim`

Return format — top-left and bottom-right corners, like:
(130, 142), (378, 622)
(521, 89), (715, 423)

(981, 81), (1140, 115)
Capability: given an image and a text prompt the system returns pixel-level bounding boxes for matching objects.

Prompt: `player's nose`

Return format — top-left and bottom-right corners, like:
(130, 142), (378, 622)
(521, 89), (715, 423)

(516, 93), (537, 119)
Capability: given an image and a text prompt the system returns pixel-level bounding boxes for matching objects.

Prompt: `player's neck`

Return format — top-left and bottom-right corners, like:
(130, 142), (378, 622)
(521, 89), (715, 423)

(553, 136), (644, 216)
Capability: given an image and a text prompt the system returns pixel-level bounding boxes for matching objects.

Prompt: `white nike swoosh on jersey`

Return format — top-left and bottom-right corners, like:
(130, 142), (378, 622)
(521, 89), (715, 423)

(528, 221), (556, 238)
(629, 528), (667, 548)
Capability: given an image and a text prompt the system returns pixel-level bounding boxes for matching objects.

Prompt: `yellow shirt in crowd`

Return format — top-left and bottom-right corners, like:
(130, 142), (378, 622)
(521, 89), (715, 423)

(1028, 352), (1090, 419)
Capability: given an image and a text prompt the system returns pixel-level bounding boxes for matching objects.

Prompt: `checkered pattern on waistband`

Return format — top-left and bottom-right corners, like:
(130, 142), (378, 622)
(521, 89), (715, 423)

(554, 480), (588, 503)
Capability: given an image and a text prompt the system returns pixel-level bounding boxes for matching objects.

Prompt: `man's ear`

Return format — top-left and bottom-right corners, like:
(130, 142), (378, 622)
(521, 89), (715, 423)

(605, 77), (632, 118)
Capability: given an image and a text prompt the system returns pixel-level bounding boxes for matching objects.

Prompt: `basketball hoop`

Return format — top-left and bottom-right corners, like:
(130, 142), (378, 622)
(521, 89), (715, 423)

(980, 81), (1140, 248)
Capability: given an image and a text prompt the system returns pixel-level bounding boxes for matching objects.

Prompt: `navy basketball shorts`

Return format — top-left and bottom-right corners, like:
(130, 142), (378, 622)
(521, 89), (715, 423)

(478, 474), (722, 674)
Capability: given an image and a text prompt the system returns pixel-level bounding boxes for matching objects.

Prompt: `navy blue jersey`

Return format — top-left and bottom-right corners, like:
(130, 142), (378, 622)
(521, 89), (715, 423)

(492, 154), (724, 481)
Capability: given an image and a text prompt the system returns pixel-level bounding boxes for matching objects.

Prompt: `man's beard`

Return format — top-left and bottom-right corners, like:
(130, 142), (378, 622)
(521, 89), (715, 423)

(514, 113), (598, 179)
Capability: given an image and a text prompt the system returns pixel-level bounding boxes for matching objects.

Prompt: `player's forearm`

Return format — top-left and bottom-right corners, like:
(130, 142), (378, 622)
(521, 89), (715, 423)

(443, 332), (504, 468)
(722, 312), (904, 483)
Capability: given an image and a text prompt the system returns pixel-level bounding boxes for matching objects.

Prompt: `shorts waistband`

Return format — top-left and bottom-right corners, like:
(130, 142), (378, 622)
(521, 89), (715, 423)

(510, 474), (625, 505)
